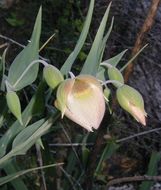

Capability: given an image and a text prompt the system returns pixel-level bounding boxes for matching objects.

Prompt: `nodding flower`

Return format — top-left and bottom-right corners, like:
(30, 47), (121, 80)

(55, 75), (106, 132)
(116, 84), (147, 126)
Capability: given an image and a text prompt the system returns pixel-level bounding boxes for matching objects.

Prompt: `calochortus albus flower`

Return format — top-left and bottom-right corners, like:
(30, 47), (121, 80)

(116, 85), (147, 126)
(43, 64), (64, 89)
(55, 75), (106, 131)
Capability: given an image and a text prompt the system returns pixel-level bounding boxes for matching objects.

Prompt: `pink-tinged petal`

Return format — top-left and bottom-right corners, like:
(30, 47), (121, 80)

(65, 80), (105, 131)
(76, 74), (102, 90)
(130, 103), (147, 126)
(55, 79), (75, 117)
(116, 85), (147, 126)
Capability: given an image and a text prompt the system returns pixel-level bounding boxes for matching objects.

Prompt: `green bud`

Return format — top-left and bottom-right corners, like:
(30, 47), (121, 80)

(6, 91), (23, 125)
(116, 85), (147, 126)
(43, 65), (64, 89)
(108, 67), (124, 87)
(103, 87), (110, 102)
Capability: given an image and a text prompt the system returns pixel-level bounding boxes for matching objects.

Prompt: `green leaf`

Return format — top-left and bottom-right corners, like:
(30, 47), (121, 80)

(96, 49), (128, 81)
(6, 91), (23, 125)
(3, 161), (28, 190)
(0, 81), (46, 158)
(60, 0), (94, 75)
(139, 151), (161, 190)
(81, 2), (111, 75)
(7, 7), (42, 91)
(0, 163), (63, 186)
(0, 118), (55, 167)
(0, 48), (8, 91)
(12, 119), (45, 148)
(95, 140), (119, 176)
(98, 17), (114, 64)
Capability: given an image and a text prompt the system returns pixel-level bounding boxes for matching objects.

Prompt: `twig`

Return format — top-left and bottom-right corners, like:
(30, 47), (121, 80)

(116, 127), (161, 143)
(105, 175), (161, 188)
(124, 0), (161, 82)
(39, 33), (56, 52)
(0, 34), (25, 48)
(49, 127), (161, 147)
(0, 34), (49, 62)
(36, 143), (47, 190)
(59, 166), (78, 190)
(61, 123), (83, 170)
(0, 43), (8, 49)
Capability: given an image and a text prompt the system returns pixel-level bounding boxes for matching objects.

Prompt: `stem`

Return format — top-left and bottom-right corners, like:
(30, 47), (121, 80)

(106, 175), (161, 188)
(100, 62), (113, 69)
(0, 152), (13, 168)
(36, 143), (47, 190)
(102, 80), (123, 88)
(5, 80), (13, 92)
(68, 72), (75, 79)
(12, 59), (49, 89)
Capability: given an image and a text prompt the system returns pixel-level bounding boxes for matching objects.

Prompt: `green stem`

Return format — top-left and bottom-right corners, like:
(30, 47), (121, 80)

(12, 60), (48, 89)
(102, 80), (123, 88)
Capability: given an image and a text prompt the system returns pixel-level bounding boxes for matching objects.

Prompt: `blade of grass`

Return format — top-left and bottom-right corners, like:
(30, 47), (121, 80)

(139, 151), (161, 190)
(60, 0), (95, 75)
(0, 81), (46, 158)
(95, 140), (119, 176)
(0, 163), (63, 186)
(81, 2), (112, 75)
(3, 161), (28, 190)
(120, 44), (148, 72)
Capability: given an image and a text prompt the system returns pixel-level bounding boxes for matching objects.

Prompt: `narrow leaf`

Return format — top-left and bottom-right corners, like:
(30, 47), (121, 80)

(81, 2), (111, 75)
(0, 81), (46, 158)
(60, 0), (94, 75)
(7, 7), (42, 90)
(0, 163), (63, 186)
(139, 151), (161, 190)
(3, 161), (28, 190)
(95, 140), (119, 176)
(96, 49), (128, 81)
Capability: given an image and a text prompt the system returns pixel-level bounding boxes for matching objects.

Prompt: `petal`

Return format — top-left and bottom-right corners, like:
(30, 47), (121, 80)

(55, 79), (75, 117)
(65, 81), (105, 131)
(76, 74), (102, 90)
(130, 103), (147, 126)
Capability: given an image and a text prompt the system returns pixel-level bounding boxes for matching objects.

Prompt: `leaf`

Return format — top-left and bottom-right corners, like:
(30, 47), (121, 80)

(6, 91), (23, 125)
(60, 0), (94, 75)
(81, 2), (111, 75)
(95, 140), (119, 176)
(0, 48), (8, 91)
(7, 7), (42, 91)
(98, 17), (114, 64)
(0, 81), (46, 158)
(0, 118), (55, 167)
(96, 49), (128, 81)
(139, 151), (161, 190)
(12, 119), (45, 148)
(0, 163), (63, 186)
(3, 161), (28, 190)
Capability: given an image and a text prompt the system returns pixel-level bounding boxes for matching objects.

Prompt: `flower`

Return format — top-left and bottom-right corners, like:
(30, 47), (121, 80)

(55, 75), (105, 131)
(43, 64), (64, 89)
(116, 85), (147, 126)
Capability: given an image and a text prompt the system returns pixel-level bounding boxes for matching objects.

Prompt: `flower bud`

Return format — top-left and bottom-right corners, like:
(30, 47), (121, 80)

(43, 65), (64, 89)
(116, 85), (147, 126)
(6, 91), (23, 125)
(103, 87), (110, 102)
(108, 67), (124, 87)
(55, 75), (105, 131)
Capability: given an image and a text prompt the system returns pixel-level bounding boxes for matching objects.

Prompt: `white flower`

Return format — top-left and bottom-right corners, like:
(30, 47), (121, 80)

(55, 75), (105, 131)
